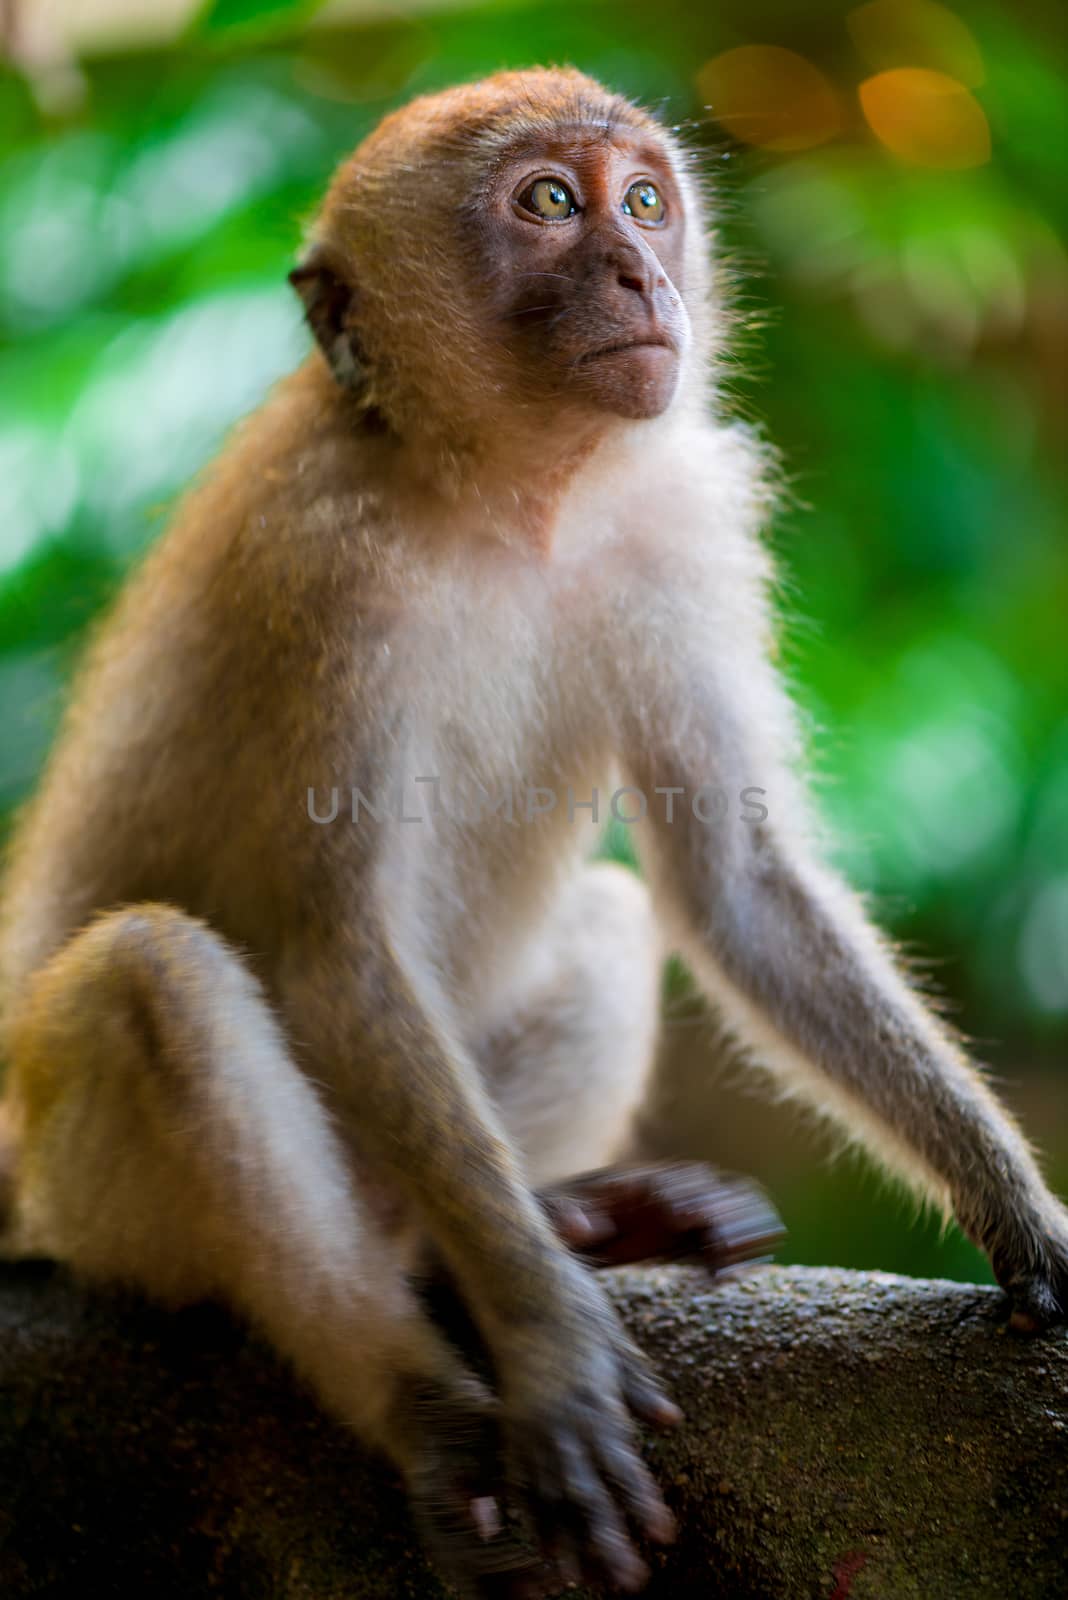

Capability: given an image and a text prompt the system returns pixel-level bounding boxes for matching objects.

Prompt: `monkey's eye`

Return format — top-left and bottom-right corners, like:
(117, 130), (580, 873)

(622, 181), (666, 226)
(517, 178), (579, 221)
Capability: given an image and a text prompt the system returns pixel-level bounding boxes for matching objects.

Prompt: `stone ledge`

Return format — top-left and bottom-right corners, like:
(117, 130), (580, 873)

(1, 1262), (1065, 1598)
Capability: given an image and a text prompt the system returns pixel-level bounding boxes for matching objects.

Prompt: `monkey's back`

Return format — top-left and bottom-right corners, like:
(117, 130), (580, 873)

(0, 362), (402, 1027)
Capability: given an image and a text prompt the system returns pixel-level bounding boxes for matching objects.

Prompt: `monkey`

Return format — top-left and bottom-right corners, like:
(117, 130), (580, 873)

(0, 65), (1065, 1598)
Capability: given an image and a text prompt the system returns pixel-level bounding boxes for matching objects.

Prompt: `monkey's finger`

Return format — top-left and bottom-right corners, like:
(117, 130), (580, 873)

(552, 1433), (650, 1594)
(643, 1171), (782, 1267)
(519, 1422), (650, 1595)
(540, 1193), (617, 1250)
(617, 1359), (683, 1431)
(469, 1495), (502, 1542)
(594, 1431), (677, 1546)
(655, 1170), (781, 1240)
(523, 1452), (583, 1591)
(699, 1184), (785, 1270)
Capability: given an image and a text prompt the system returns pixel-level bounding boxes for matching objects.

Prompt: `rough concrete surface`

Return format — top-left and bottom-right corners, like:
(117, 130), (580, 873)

(1, 1261), (1066, 1598)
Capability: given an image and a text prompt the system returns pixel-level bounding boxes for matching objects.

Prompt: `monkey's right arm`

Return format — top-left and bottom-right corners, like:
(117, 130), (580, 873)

(626, 654), (1068, 1333)
(284, 931), (679, 1595)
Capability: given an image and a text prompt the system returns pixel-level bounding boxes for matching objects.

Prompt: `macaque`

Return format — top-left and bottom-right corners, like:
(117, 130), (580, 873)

(1, 66), (1065, 1598)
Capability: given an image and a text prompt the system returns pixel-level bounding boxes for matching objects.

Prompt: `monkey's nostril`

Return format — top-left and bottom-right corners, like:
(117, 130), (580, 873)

(618, 272), (645, 294)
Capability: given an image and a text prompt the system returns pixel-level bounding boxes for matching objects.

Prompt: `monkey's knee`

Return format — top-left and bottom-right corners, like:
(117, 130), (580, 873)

(4, 905), (268, 1291)
(11, 903), (269, 1078)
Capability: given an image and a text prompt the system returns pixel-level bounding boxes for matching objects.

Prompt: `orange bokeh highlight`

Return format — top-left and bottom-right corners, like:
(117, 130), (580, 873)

(848, 0), (985, 88)
(859, 68), (991, 168)
(697, 46), (841, 153)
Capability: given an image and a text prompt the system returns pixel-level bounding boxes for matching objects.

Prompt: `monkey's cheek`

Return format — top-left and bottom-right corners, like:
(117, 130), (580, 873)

(577, 346), (681, 420)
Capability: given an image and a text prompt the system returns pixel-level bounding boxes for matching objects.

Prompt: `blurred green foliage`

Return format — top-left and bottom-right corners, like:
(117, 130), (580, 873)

(0, 0), (1065, 1275)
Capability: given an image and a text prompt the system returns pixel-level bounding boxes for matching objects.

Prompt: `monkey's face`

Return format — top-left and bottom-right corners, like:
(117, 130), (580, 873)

(294, 73), (702, 446)
(479, 129), (690, 422)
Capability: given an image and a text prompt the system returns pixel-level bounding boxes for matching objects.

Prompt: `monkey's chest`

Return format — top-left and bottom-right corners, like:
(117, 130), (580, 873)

(365, 585), (614, 998)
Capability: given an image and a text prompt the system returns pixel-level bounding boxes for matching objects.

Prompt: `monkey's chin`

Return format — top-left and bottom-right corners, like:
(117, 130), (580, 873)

(576, 344), (680, 420)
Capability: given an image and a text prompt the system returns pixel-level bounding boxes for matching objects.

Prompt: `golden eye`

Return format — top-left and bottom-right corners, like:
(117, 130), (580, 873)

(518, 178), (578, 221)
(622, 181), (666, 225)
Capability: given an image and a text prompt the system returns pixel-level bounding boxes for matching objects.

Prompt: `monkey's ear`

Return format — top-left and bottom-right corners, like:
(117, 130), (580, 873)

(288, 247), (368, 393)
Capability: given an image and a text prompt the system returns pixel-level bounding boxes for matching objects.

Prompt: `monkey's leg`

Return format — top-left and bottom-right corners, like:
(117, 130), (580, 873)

(2, 906), (551, 1596)
(286, 875), (682, 1595)
(476, 862), (661, 1187)
(474, 863), (783, 1273)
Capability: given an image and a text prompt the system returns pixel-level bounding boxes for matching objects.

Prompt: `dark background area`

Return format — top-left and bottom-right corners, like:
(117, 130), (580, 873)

(0, 0), (1065, 1284)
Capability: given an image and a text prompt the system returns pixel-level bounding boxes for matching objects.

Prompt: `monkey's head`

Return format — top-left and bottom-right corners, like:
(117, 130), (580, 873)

(291, 69), (715, 461)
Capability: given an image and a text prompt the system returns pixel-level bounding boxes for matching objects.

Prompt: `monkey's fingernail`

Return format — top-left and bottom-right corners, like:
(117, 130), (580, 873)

(470, 1494), (501, 1541)
(557, 1201), (615, 1246)
(647, 1498), (677, 1543)
(717, 1212), (784, 1261)
(650, 1396), (683, 1428)
(613, 1547), (649, 1593)
(579, 1207), (616, 1244)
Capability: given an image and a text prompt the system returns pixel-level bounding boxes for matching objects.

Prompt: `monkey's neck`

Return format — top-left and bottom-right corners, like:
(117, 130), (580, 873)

(301, 358), (621, 556)
(393, 407), (613, 557)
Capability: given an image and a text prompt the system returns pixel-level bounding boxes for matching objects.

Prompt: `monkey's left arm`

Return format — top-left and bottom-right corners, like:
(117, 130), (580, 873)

(626, 660), (1068, 1332)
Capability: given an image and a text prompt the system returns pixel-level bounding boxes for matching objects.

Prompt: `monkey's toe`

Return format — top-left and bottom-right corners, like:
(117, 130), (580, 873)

(410, 1479), (549, 1600)
(993, 1229), (1068, 1333)
(1005, 1274), (1066, 1334)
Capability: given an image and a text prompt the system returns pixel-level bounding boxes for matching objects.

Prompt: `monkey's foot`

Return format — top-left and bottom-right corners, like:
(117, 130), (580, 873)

(538, 1160), (784, 1274)
(400, 1376), (553, 1599)
(993, 1227), (1068, 1334)
(401, 1343), (675, 1600)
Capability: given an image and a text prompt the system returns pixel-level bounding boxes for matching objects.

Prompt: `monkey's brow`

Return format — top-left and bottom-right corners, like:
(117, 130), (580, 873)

(483, 123), (668, 170)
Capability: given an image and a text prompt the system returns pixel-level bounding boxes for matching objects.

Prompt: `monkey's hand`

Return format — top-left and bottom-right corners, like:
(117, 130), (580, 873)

(395, 1282), (677, 1599)
(987, 1205), (1068, 1334)
(538, 1160), (784, 1274)
(498, 1260), (680, 1595)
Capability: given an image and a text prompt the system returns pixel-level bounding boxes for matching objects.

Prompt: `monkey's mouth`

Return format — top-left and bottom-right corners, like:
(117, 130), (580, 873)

(578, 337), (676, 363)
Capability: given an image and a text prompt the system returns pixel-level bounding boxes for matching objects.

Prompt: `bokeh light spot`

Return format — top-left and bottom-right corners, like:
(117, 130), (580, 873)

(1019, 876), (1068, 1016)
(697, 46), (841, 153)
(859, 68), (991, 168)
(848, 0), (985, 88)
(0, 428), (79, 574)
